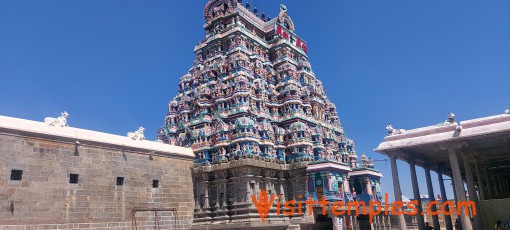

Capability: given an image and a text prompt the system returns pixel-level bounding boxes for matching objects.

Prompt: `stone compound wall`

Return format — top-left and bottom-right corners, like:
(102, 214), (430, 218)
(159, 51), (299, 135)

(0, 116), (195, 229)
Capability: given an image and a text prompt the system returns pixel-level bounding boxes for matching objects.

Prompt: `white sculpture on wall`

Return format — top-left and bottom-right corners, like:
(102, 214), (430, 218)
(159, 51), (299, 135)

(447, 113), (456, 124)
(386, 124), (405, 136)
(128, 127), (145, 141)
(44, 111), (69, 127)
(437, 113), (458, 127)
(505, 108), (509, 115)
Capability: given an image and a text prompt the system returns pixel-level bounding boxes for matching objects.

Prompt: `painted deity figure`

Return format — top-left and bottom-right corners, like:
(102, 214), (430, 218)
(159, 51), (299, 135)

(242, 144), (248, 155)
(234, 144), (241, 155)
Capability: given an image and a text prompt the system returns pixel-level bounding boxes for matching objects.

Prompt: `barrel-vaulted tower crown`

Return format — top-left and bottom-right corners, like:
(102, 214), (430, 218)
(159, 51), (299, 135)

(203, 0), (238, 21)
(158, 0), (364, 168)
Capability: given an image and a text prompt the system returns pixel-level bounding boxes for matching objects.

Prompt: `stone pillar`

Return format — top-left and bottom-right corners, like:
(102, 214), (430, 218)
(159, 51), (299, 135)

(320, 173), (326, 191)
(246, 178), (252, 203)
(448, 147), (472, 230)
(409, 159), (425, 230)
(195, 179), (201, 210)
(204, 181), (211, 209)
(501, 176), (506, 192)
(222, 182), (227, 208)
(451, 178), (458, 202)
(502, 175), (505, 195)
(307, 174), (312, 194)
(374, 181), (379, 200)
(255, 178), (260, 198)
(371, 215), (377, 230)
(215, 182), (221, 208)
(389, 154), (407, 230)
(496, 175), (502, 195)
(461, 153), (483, 229)
(343, 176), (351, 194)
(364, 177), (373, 196)
(327, 173), (334, 192)
(492, 175), (498, 195)
(424, 167), (441, 230)
(474, 156), (486, 200)
(381, 214), (387, 230)
(438, 171), (453, 230)
(483, 167), (493, 199)
(279, 179), (286, 203)
(232, 177), (238, 205)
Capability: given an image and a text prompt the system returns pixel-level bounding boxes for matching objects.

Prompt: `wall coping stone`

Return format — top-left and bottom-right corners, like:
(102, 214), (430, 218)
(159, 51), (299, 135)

(0, 115), (194, 159)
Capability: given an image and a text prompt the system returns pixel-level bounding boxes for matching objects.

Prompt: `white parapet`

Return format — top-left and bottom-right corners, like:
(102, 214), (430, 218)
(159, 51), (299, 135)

(0, 115), (194, 158)
(375, 114), (510, 152)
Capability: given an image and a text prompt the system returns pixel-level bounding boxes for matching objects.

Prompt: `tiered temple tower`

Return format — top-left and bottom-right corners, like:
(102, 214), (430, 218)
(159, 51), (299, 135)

(158, 1), (386, 229)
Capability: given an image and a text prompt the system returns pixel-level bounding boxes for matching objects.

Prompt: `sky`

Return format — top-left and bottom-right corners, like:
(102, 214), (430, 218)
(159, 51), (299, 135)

(1, 0), (509, 202)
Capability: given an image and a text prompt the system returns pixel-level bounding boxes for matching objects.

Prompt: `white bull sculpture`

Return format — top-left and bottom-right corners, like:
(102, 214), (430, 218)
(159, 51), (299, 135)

(128, 127), (145, 141)
(44, 111), (69, 127)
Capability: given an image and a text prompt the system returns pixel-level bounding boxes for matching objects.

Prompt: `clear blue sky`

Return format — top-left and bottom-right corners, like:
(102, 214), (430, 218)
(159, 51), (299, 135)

(1, 0), (509, 201)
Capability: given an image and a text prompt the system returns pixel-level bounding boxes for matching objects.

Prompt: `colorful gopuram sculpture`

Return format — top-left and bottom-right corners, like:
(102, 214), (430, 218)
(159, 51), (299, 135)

(158, 1), (386, 229)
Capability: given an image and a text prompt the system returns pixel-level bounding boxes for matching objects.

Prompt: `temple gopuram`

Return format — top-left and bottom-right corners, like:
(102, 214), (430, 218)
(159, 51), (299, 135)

(158, 1), (386, 229)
